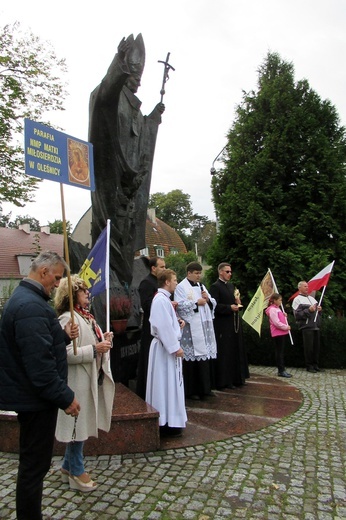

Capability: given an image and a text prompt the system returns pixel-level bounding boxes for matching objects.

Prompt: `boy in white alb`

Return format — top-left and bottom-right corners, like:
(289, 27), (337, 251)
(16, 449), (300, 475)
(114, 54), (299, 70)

(146, 269), (187, 436)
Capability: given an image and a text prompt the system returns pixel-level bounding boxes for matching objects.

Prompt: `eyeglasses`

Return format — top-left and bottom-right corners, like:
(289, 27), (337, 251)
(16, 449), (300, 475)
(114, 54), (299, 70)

(223, 270), (232, 274)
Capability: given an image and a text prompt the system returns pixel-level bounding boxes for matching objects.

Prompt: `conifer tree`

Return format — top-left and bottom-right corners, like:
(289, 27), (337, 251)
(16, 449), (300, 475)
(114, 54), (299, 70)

(209, 52), (346, 310)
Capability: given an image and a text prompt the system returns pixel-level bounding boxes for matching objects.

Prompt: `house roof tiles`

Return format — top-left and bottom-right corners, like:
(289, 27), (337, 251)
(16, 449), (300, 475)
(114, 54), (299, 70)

(144, 216), (187, 257)
(0, 228), (63, 279)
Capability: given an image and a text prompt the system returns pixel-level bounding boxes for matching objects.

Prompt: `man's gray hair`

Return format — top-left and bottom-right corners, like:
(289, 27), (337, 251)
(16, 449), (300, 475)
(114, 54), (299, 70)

(297, 280), (307, 289)
(30, 251), (69, 273)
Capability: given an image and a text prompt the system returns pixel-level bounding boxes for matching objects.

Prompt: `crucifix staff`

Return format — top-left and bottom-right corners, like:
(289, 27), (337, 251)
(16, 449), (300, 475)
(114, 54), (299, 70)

(158, 52), (175, 102)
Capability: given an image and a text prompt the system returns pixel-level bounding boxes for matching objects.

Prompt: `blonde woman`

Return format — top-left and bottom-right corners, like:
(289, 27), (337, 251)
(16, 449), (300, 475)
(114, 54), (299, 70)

(54, 275), (115, 492)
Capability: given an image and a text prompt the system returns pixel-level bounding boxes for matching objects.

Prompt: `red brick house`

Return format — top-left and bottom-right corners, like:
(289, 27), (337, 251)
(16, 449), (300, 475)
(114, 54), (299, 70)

(72, 207), (187, 258)
(0, 224), (63, 298)
(0, 209), (186, 300)
(136, 209), (187, 258)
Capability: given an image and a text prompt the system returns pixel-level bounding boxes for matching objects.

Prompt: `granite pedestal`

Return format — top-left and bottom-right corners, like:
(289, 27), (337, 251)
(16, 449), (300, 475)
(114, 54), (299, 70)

(0, 383), (160, 456)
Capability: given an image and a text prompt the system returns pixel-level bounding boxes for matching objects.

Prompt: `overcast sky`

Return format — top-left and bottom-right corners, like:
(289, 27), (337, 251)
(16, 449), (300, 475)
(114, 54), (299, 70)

(2, 0), (346, 228)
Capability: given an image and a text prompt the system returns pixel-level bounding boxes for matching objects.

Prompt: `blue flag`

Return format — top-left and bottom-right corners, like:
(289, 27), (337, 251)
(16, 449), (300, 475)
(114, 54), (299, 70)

(79, 224), (109, 297)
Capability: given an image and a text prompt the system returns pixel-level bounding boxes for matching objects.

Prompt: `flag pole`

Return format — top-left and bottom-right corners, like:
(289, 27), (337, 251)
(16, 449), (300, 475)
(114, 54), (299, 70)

(314, 285), (326, 322)
(60, 183), (77, 355)
(105, 219), (111, 332)
(268, 268), (294, 345)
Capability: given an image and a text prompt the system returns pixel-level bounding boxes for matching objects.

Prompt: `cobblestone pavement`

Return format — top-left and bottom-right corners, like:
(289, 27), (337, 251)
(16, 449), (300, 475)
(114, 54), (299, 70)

(0, 366), (345, 519)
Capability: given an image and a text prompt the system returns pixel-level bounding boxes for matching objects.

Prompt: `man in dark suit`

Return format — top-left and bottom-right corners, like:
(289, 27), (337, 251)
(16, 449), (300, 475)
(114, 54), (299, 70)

(209, 262), (249, 389)
(0, 251), (80, 520)
(136, 256), (166, 399)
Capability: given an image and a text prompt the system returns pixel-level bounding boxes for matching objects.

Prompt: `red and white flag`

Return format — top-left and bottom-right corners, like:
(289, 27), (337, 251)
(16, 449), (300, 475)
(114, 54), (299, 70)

(307, 261), (335, 292)
(289, 261), (335, 300)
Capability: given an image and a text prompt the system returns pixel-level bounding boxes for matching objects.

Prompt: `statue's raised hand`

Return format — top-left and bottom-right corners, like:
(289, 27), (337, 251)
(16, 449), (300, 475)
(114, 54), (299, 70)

(156, 102), (165, 114)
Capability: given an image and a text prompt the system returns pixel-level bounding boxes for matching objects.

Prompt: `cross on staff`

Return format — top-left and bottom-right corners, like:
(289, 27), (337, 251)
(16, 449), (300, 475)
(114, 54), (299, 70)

(158, 52), (175, 102)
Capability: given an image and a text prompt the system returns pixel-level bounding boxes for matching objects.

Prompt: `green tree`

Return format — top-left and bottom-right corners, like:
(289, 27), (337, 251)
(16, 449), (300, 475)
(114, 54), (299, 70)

(210, 52), (346, 310)
(8, 214), (40, 231)
(48, 219), (72, 236)
(164, 251), (197, 282)
(0, 22), (67, 207)
(0, 210), (11, 227)
(149, 190), (193, 232)
(148, 191), (214, 253)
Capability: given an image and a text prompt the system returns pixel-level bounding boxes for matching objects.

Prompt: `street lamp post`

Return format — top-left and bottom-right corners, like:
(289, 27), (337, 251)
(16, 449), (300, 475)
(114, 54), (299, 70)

(210, 145), (227, 231)
(210, 145), (227, 175)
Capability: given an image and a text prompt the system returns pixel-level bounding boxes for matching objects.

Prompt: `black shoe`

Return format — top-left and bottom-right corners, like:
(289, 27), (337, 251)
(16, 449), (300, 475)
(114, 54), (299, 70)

(160, 425), (182, 437)
(206, 391), (217, 397)
(307, 367), (317, 373)
(313, 367), (324, 372)
(278, 371), (292, 378)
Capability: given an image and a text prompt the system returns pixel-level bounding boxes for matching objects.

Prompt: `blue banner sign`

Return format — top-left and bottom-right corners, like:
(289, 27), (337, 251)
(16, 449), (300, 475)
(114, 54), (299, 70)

(24, 118), (95, 191)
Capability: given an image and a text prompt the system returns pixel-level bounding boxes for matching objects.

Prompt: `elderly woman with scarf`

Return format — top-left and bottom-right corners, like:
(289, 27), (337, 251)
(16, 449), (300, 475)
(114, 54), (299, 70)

(54, 275), (115, 492)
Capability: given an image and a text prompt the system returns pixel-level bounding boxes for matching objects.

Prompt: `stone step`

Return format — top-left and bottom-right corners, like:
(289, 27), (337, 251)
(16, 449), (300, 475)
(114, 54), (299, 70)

(0, 383), (160, 456)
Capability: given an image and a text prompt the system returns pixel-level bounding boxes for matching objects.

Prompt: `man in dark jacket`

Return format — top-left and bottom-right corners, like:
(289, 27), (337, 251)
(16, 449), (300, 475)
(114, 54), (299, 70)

(0, 251), (80, 520)
(136, 256), (166, 399)
(209, 262), (249, 389)
(292, 280), (322, 373)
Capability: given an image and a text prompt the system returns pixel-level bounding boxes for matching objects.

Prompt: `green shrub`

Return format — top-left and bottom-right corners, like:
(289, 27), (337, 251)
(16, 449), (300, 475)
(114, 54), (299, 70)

(242, 314), (346, 369)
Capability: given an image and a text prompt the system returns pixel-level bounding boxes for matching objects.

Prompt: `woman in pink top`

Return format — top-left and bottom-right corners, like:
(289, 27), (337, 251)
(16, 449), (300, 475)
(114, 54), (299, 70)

(265, 293), (292, 378)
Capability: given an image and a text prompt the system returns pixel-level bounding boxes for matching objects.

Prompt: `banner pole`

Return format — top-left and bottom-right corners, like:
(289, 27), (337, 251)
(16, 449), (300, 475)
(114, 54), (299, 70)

(268, 268), (294, 345)
(60, 183), (77, 355)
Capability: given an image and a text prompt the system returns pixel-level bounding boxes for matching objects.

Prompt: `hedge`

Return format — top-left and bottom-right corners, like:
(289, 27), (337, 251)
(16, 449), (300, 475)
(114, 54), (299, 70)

(242, 315), (346, 370)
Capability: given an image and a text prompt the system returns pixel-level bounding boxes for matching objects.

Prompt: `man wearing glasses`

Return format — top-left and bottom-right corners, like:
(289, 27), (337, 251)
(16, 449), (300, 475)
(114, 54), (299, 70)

(209, 262), (249, 390)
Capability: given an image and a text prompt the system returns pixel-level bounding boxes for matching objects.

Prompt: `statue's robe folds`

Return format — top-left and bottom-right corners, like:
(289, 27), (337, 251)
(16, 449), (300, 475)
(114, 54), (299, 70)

(89, 53), (162, 284)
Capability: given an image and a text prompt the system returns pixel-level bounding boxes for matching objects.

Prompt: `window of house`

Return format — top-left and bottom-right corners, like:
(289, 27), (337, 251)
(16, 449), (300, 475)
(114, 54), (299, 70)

(139, 247), (149, 257)
(16, 254), (34, 276)
(155, 246), (165, 258)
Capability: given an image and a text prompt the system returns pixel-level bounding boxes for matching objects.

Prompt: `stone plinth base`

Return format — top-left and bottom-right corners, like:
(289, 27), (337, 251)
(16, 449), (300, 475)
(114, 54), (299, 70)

(0, 383), (160, 456)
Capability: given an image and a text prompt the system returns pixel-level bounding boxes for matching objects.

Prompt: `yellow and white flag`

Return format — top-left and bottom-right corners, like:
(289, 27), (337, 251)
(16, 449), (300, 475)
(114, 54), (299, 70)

(242, 270), (275, 336)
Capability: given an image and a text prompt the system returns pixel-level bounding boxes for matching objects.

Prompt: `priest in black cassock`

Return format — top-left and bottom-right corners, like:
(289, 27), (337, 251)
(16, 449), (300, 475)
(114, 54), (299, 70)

(136, 257), (166, 400)
(209, 262), (249, 389)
